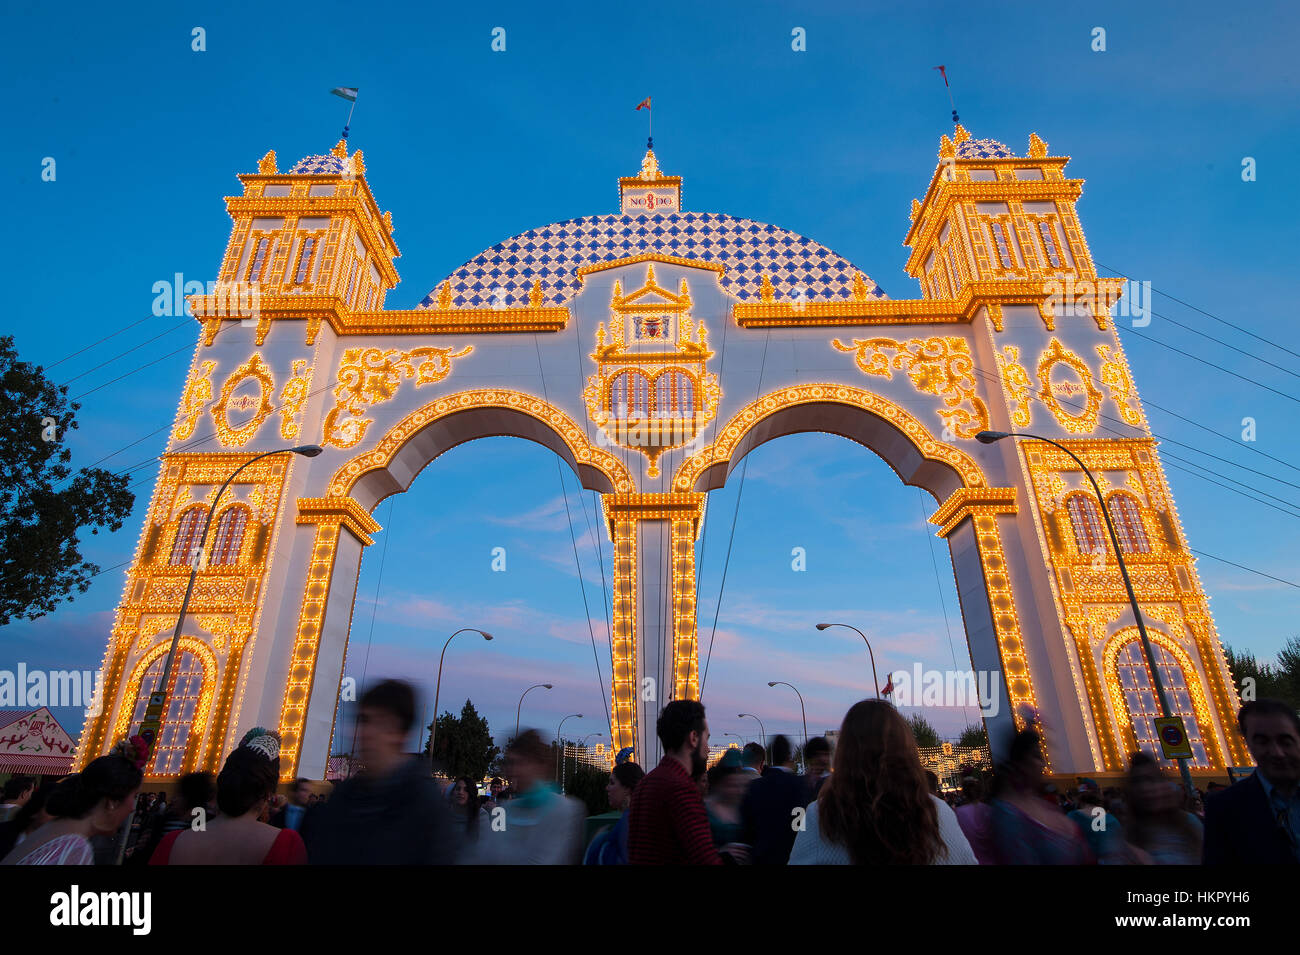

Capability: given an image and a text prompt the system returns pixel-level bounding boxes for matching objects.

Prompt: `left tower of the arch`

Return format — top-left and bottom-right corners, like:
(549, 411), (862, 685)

(75, 141), (399, 779)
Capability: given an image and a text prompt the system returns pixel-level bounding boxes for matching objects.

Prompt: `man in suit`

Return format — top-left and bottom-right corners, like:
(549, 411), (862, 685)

(741, 734), (808, 865)
(1203, 699), (1300, 864)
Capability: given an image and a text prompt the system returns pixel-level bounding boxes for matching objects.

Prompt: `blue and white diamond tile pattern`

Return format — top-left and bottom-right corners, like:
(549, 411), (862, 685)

(956, 139), (1015, 160)
(288, 154), (350, 174)
(417, 211), (888, 309)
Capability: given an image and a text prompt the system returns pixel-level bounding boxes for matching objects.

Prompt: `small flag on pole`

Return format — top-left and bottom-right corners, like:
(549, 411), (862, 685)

(331, 87), (359, 139)
(635, 96), (651, 111)
(880, 673), (894, 697)
(932, 66), (948, 88)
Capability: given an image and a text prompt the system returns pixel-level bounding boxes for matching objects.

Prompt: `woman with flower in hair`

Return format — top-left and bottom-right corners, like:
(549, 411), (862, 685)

(150, 729), (306, 865)
(1, 738), (144, 866)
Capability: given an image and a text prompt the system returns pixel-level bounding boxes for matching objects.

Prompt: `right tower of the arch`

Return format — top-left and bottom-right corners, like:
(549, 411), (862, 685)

(908, 125), (1248, 774)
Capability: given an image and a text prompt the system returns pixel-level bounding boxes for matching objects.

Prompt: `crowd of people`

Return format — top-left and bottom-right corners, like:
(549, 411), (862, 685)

(0, 679), (1295, 866)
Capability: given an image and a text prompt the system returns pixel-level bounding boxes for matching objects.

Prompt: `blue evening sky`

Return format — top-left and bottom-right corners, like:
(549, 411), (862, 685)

(2, 0), (1297, 752)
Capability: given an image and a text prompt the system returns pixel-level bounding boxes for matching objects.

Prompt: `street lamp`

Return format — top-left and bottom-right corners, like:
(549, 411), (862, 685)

(816, 623), (882, 699)
(767, 681), (808, 756)
(977, 429), (1195, 795)
(556, 713), (582, 792)
(137, 444), (322, 754)
(516, 683), (553, 739)
(429, 628), (494, 774)
(738, 712), (766, 745)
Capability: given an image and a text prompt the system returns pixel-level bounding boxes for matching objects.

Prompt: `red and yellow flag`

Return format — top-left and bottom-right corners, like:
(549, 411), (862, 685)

(635, 97), (651, 111)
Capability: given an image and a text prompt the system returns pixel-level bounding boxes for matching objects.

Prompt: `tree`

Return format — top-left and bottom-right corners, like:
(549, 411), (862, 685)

(905, 713), (940, 748)
(958, 723), (988, 749)
(425, 699), (499, 781)
(1275, 636), (1300, 710)
(0, 336), (134, 624)
(565, 765), (610, 817)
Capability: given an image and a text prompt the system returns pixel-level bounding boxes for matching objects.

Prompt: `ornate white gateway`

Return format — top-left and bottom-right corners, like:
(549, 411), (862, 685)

(77, 128), (1249, 781)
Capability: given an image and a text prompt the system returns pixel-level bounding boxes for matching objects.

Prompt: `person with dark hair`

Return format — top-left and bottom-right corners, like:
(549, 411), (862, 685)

(741, 734), (806, 865)
(306, 679), (453, 865)
(1124, 751), (1202, 864)
(628, 700), (735, 864)
(0, 775), (36, 823)
(126, 771), (215, 866)
(270, 778), (313, 832)
(585, 761), (645, 865)
(448, 776), (485, 846)
(1067, 787), (1131, 864)
(2, 755), (141, 865)
(740, 742), (765, 777)
(802, 735), (832, 804)
(0, 781), (57, 858)
(790, 701), (975, 865)
(1204, 699), (1300, 864)
(150, 729), (305, 864)
(988, 729), (1093, 864)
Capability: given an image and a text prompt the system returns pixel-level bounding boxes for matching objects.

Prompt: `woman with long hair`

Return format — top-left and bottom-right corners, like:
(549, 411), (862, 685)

(150, 728), (306, 865)
(789, 700), (976, 864)
(583, 760), (645, 865)
(448, 776), (485, 843)
(1124, 751), (1202, 864)
(1, 754), (142, 865)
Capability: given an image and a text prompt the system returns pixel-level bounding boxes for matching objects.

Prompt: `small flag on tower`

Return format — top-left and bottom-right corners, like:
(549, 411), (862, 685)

(932, 66), (948, 88)
(635, 96), (651, 111)
(331, 87), (359, 102)
(880, 673), (894, 697)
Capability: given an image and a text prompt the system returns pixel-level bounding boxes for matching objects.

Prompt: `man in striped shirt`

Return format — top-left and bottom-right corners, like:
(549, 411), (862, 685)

(628, 700), (726, 865)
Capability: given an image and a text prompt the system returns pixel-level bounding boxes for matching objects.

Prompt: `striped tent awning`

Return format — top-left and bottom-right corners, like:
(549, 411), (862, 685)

(0, 708), (76, 776)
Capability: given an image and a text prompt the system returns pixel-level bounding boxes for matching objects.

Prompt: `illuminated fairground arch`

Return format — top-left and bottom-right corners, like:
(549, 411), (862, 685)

(78, 127), (1250, 781)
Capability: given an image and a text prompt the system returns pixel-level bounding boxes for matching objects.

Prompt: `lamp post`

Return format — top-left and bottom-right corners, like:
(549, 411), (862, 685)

(429, 628), (494, 774)
(556, 713), (582, 792)
(767, 681), (808, 756)
(816, 623), (881, 699)
(977, 429), (1195, 795)
(137, 444), (322, 755)
(515, 683), (553, 740)
(737, 712), (766, 746)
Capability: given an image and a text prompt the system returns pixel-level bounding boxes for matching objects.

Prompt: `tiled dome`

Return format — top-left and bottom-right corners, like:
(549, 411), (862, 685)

(956, 138), (1015, 159)
(419, 211), (887, 309)
(288, 153), (349, 175)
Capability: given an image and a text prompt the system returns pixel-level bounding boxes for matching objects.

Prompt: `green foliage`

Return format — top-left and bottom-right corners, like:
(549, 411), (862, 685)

(1226, 639), (1300, 712)
(905, 712), (941, 748)
(565, 764), (610, 816)
(425, 699), (499, 781)
(958, 723), (988, 748)
(0, 336), (134, 624)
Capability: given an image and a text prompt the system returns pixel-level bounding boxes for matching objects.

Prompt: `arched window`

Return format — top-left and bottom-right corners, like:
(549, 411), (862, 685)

(129, 650), (206, 775)
(1065, 493), (1106, 557)
(245, 236), (272, 283)
(1113, 638), (1209, 768)
(209, 505), (250, 566)
(609, 371), (651, 418)
(1107, 493), (1150, 554)
(671, 371), (695, 417)
(169, 507), (207, 566)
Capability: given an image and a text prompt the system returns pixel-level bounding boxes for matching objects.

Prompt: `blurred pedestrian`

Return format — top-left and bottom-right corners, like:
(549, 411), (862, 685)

(0, 781), (56, 858)
(0, 776), (36, 823)
(954, 776), (996, 865)
(706, 754), (749, 850)
(306, 679), (454, 865)
(988, 729), (1093, 864)
(448, 776), (486, 847)
(802, 736), (833, 805)
(1203, 699), (1300, 864)
(150, 729), (305, 865)
(466, 730), (585, 864)
(125, 771), (215, 866)
(789, 700), (976, 865)
(1124, 751), (1202, 864)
